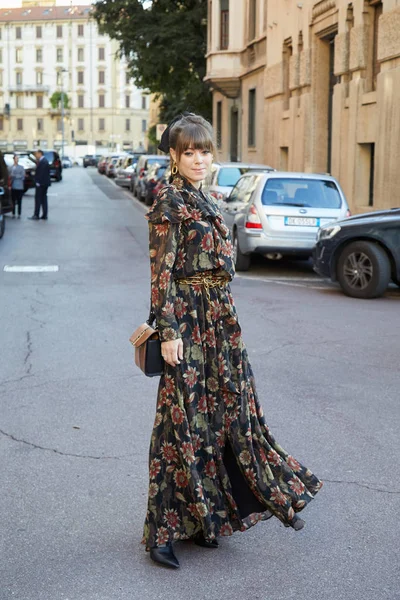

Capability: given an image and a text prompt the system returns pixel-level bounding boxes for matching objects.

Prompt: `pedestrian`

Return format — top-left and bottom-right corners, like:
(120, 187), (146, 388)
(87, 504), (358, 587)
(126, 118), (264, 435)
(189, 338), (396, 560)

(9, 155), (25, 218)
(142, 113), (323, 569)
(30, 149), (50, 220)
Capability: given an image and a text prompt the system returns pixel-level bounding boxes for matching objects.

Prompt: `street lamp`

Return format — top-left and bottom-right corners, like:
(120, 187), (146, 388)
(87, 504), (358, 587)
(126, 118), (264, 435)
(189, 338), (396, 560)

(60, 68), (68, 159)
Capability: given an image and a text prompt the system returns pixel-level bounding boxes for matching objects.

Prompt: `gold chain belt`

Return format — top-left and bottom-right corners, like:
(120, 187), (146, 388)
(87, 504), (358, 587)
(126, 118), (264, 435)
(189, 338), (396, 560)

(176, 272), (229, 303)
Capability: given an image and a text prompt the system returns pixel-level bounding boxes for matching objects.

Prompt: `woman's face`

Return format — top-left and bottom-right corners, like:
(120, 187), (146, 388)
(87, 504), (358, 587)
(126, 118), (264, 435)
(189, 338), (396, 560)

(170, 147), (213, 188)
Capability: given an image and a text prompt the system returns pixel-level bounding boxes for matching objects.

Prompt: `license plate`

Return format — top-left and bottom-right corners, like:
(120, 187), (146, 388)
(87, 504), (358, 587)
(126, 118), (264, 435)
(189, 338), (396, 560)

(284, 217), (319, 227)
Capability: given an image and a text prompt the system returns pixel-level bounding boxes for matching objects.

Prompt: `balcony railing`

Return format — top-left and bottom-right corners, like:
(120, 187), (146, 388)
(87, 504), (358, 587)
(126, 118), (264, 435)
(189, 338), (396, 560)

(9, 84), (50, 93)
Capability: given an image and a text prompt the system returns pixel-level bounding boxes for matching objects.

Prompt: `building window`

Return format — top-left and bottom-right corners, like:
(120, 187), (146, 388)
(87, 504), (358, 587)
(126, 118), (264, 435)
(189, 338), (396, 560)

(98, 70), (105, 85)
(248, 88), (256, 146)
(282, 41), (293, 110)
(16, 48), (23, 63)
(36, 48), (43, 63)
(77, 47), (84, 62)
(280, 147), (289, 171)
(77, 71), (84, 85)
(36, 95), (43, 109)
(56, 48), (63, 62)
(36, 71), (43, 85)
(36, 26), (42, 39)
(141, 95), (147, 110)
(98, 47), (105, 61)
(99, 94), (105, 108)
(125, 118), (130, 131)
(78, 94), (84, 108)
(99, 118), (105, 131)
(57, 25), (63, 38)
(56, 71), (62, 86)
(37, 118), (43, 132)
(125, 72), (130, 85)
(16, 26), (22, 40)
(216, 101), (222, 149)
(125, 95), (130, 108)
(0, 117), (3, 131)
(0, 49), (2, 63)
(57, 118), (62, 132)
(249, 0), (257, 41)
(142, 119), (147, 132)
(78, 24), (84, 37)
(16, 95), (23, 109)
(371, 1), (383, 91)
(16, 72), (23, 85)
(78, 118), (84, 131)
(0, 71), (2, 87)
(220, 0), (229, 50)
(17, 118), (23, 131)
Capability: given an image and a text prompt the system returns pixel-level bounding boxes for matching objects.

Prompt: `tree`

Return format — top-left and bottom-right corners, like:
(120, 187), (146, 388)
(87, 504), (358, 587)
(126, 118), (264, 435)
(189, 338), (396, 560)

(49, 91), (69, 110)
(93, 0), (211, 123)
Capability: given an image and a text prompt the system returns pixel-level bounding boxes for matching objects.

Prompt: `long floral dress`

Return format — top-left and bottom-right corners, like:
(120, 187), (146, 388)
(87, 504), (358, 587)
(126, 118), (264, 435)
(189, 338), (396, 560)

(142, 175), (322, 550)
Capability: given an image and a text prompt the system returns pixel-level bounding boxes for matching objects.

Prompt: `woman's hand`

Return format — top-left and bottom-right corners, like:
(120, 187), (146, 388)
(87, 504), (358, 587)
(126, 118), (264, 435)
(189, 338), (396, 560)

(161, 339), (184, 367)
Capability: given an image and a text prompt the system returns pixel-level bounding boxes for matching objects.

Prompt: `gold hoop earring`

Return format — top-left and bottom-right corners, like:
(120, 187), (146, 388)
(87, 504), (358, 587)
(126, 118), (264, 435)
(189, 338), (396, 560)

(171, 163), (178, 176)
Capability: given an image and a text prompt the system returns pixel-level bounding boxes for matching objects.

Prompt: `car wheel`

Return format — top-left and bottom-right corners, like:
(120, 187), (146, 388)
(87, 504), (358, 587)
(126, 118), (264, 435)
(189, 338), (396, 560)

(233, 231), (251, 271)
(0, 214), (5, 239)
(336, 241), (391, 299)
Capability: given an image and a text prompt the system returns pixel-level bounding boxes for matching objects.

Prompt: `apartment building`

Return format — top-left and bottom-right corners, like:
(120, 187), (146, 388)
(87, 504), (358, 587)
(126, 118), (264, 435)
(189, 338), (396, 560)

(0, 4), (150, 157)
(205, 0), (400, 213)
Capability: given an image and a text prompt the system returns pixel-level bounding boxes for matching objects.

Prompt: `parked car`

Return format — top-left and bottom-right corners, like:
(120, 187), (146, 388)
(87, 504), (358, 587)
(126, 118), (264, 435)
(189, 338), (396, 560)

(220, 171), (350, 271)
(313, 209), (400, 299)
(204, 162), (275, 203)
(151, 166), (171, 200)
(143, 162), (170, 206)
(115, 155), (139, 188)
(3, 152), (37, 192)
(131, 154), (170, 200)
(83, 154), (100, 168)
(0, 185), (13, 238)
(97, 156), (108, 174)
(106, 156), (121, 178)
(43, 150), (62, 181)
(62, 156), (73, 168)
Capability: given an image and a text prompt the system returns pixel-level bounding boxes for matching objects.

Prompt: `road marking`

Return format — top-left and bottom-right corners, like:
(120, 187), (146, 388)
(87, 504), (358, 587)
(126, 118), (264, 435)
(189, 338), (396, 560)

(3, 265), (59, 272)
(235, 273), (326, 289)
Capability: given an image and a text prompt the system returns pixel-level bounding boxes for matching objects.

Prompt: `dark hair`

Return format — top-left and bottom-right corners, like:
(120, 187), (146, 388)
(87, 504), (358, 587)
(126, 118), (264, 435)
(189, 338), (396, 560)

(169, 114), (216, 160)
(36, 149), (44, 155)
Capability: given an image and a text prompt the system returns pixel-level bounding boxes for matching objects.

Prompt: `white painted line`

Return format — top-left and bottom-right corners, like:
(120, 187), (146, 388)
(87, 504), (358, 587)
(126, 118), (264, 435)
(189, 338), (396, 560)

(4, 265), (59, 272)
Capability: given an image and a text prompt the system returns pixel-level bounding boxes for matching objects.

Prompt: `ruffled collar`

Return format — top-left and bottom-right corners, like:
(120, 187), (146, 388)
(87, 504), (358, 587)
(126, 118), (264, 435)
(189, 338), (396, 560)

(146, 174), (229, 239)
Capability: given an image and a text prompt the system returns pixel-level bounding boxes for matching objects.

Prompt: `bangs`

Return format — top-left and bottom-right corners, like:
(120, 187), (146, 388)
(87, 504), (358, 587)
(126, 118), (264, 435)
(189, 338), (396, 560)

(172, 121), (215, 158)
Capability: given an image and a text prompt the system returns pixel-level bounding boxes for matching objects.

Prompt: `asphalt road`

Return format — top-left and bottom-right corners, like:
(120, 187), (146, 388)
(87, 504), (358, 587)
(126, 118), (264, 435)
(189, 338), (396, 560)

(1, 169), (399, 600)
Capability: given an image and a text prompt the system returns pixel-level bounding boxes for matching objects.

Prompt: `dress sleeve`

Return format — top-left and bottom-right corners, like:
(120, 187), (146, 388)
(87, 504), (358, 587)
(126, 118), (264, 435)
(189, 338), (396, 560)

(148, 219), (181, 342)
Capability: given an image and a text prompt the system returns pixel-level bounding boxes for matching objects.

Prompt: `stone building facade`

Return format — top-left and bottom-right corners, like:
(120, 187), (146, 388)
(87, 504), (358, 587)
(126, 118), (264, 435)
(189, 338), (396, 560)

(205, 0), (400, 213)
(0, 4), (149, 157)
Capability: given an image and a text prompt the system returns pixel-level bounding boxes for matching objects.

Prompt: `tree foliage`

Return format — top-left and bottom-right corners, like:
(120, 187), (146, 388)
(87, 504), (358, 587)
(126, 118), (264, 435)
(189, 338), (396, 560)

(93, 0), (211, 123)
(50, 91), (69, 110)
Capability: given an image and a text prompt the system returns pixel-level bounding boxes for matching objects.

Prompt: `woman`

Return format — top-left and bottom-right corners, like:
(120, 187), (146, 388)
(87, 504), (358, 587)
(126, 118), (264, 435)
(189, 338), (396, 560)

(143, 114), (322, 569)
(9, 155), (25, 218)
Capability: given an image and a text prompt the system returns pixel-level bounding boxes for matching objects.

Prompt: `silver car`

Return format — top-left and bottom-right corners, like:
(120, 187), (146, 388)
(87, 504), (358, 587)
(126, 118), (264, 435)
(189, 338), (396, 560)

(220, 171), (351, 271)
(203, 162), (274, 202)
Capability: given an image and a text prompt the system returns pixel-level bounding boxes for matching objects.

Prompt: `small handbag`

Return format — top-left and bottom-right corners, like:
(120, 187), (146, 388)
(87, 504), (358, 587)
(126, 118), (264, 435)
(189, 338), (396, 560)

(130, 310), (164, 377)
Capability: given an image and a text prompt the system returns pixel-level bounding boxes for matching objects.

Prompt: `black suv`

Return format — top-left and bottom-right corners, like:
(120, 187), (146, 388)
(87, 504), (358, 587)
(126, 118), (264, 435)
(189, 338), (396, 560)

(314, 208), (400, 298)
(83, 155), (101, 168)
(43, 150), (62, 181)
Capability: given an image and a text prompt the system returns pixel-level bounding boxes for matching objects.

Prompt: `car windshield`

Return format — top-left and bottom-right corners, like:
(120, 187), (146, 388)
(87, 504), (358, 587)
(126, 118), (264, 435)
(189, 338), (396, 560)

(261, 178), (342, 209)
(44, 151), (56, 162)
(217, 166), (268, 187)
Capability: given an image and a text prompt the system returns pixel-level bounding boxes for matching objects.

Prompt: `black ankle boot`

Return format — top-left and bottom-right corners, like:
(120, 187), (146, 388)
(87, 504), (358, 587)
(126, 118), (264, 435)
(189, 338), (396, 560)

(150, 543), (180, 569)
(193, 533), (219, 548)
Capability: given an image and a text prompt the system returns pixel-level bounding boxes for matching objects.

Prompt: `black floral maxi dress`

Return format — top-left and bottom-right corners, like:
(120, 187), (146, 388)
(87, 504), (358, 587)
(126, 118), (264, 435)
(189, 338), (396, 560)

(142, 175), (322, 550)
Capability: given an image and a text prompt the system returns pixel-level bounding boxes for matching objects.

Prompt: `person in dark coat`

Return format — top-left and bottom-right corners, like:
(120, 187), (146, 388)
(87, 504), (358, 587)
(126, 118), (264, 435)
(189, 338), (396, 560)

(30, 149), (51, 220)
